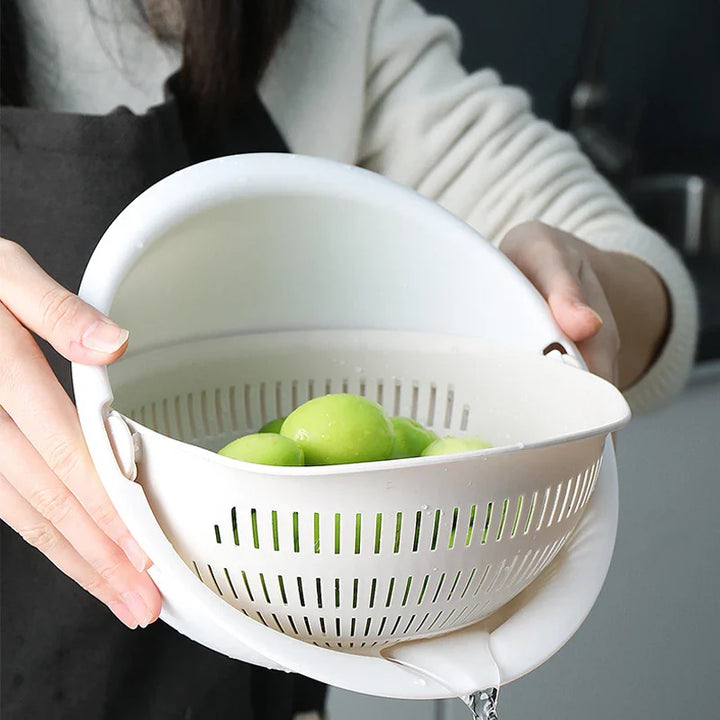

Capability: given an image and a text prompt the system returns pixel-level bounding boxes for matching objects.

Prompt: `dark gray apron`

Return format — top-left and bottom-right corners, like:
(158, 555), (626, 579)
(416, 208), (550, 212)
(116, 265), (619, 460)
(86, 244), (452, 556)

(0, 82), (327, 719)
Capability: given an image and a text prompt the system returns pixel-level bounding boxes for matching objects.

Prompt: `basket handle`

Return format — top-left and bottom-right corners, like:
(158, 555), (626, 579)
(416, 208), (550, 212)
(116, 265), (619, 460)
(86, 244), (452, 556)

(105, 410), (138, 481)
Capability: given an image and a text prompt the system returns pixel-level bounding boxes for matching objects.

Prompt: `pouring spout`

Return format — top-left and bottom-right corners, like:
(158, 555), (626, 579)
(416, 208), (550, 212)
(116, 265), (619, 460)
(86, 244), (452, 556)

(381, 626), (500, 703)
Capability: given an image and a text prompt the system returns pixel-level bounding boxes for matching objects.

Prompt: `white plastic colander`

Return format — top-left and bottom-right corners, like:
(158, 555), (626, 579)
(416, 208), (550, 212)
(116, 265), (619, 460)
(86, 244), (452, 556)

(73, 154), (630, 703)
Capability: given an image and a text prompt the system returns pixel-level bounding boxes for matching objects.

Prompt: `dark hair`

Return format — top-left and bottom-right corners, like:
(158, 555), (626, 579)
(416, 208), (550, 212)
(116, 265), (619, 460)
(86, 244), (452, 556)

(0, 0), (297, 114)
(178, 0), (296, 121)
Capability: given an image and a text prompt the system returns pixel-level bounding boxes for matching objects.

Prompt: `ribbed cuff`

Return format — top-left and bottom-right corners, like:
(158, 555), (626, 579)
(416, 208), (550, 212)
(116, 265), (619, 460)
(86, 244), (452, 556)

(582, 222), (699, 414)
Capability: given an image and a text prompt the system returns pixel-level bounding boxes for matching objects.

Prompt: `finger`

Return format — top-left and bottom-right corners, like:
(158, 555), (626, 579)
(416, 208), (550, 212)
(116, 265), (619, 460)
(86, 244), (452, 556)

(0, 304), (152, 575)
(500, 227), (603, 342)
(0, 407), (161, 627)
(0, 238), (128, 364)
(0, 472), (139, 629)
(519, 250), (603, 343)
(548, 295), (604, 344)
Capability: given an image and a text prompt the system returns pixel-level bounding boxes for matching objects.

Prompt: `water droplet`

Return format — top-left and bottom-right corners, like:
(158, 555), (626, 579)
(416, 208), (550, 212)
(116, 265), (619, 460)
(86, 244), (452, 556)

(420, 504), (428, 511)
(412, 677), (427, 686)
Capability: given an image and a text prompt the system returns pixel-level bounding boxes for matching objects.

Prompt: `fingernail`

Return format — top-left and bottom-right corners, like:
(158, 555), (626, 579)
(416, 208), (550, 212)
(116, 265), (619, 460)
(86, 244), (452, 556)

(120, 536), (149, 573)
(574, 303), (604, 325)
(122, 591), (154, 628)
(109, 600), (139, 629)
(81, 320), (129, 353)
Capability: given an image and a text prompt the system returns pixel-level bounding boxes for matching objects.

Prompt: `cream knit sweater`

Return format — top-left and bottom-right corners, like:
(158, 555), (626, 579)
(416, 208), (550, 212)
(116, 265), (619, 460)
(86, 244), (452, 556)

(18, 0), (698, 413)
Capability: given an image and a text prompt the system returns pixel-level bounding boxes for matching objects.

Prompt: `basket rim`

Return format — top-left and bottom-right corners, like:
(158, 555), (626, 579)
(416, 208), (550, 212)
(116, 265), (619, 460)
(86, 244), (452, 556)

(112, 328), (630, 477)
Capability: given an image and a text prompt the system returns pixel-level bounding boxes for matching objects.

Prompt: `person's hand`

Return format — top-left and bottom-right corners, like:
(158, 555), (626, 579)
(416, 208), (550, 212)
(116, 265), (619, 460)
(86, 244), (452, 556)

(500, 221), (671, 390)
(500, 221), (620, 384)
(0, 238), (162, 629)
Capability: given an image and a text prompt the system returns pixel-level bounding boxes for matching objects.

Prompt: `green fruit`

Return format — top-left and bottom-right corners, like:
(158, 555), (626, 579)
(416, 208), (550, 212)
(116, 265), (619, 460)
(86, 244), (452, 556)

(258, 417), (286, 434)
(389, 416), (438, 459)
(218, 433), (304, 466)
(421, 435), (493, 457)
(281, 393), (394, 465)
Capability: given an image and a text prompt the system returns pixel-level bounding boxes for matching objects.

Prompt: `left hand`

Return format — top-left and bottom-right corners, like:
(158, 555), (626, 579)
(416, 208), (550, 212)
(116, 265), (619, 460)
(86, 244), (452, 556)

(500, 221), (620, 385)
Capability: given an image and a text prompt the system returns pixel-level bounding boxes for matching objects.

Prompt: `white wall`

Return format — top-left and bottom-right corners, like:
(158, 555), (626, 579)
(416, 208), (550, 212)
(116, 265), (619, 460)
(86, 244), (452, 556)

(328, 361), (720, 720)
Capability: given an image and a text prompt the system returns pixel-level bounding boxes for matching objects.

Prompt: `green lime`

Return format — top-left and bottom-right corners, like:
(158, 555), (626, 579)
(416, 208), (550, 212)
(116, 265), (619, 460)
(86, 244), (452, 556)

(218, 433), (304, 466)
(258, 417), (286, 433)
(389, 416), (438, 459)
(281, 393), (394, 465)
(421, 435), (493, 457)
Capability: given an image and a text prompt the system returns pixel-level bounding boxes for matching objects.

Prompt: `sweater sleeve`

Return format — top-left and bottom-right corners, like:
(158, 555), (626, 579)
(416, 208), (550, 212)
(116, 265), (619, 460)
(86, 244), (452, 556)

(357, 0), (698, 413)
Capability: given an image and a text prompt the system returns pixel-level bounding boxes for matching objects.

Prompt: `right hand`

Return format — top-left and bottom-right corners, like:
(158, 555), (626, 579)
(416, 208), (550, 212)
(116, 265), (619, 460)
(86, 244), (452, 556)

(0, 238), (162, 629)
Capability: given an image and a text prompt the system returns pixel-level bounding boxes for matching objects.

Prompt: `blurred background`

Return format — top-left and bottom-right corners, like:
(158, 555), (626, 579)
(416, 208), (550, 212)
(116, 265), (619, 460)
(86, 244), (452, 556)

(328, 1), (720, 718)
(419, 0), (719, 364)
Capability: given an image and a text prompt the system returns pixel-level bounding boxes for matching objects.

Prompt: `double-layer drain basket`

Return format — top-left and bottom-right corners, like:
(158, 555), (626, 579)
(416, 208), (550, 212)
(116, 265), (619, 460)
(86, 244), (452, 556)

(73, 154), (630, 699)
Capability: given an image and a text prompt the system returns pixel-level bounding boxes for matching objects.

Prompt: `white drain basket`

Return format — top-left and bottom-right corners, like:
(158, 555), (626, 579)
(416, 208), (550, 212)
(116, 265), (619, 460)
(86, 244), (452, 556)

(73, 154), (630, 699)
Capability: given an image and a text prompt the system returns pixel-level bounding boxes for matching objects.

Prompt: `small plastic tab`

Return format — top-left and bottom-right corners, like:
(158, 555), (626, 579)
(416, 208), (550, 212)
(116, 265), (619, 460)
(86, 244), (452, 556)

(560, 353), (583, 370)
(105, 411), (138, 481)
(542, 342), (584, 370)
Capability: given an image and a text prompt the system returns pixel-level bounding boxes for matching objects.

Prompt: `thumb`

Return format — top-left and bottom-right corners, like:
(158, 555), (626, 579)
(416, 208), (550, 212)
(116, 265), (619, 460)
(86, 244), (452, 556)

(514, 247), (603, 342)
(0, 240), (129, 365)
(499, 224), (605, 344)
(547, 292), (604, 344)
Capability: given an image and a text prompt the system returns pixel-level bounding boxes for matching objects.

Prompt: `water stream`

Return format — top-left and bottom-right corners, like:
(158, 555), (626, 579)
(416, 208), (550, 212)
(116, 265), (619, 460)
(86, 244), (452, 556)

(461, 687), (500, 720)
